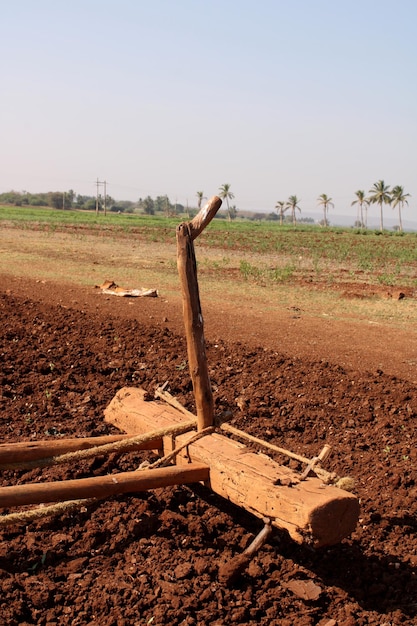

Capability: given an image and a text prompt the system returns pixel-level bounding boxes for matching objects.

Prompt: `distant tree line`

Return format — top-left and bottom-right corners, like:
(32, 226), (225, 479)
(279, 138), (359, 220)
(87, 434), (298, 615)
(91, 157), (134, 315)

(274, 180), (411, 231)
(0, 179), (411, 230)
(354, 181), (410, 232)
(0, 189), (194, 217)
(0, 190), (141, 214)
(0, 190), (119, 212)
(0, 189), (221, 219)
(137, 195), (189, 217)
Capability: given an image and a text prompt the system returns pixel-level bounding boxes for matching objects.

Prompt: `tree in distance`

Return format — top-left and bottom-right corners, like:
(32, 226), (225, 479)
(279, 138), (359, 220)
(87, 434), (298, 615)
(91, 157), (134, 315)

(275, 200), (288, 225)
(196, 191), (206, 211)
(228, 205), (238, 220)
(317, 194), (334, 227)
(351, 190), (369, 229)
(218, 183), (235, 222)
(391, 185), (410, 233)
(285, 195), (301, 226)
(368, 180), (391, 231)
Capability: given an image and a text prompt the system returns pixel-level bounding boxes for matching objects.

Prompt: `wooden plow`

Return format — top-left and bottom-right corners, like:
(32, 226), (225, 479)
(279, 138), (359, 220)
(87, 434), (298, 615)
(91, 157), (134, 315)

(0, 196), (359, 577)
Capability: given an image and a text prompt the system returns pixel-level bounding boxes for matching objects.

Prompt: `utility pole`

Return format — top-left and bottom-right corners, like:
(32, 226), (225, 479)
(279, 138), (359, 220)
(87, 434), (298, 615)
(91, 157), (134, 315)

(96, 178), (100, 215)
(95, 179), (107, 215)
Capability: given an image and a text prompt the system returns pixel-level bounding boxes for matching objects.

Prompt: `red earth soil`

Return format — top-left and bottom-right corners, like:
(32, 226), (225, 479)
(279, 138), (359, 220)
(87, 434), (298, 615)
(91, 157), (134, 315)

(0, 276), (416, 625)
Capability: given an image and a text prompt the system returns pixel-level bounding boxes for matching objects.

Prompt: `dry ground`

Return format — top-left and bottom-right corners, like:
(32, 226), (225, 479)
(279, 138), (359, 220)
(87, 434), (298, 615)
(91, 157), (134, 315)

(0, 225), (417, 625)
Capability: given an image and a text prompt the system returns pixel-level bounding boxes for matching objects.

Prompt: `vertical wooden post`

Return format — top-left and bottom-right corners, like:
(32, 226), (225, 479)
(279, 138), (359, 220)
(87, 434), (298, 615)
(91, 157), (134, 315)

(176, 196), (222, 431)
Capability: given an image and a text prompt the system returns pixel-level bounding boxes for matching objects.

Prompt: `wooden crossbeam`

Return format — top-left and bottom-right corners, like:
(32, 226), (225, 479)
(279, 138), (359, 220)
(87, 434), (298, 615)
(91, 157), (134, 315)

(0, 463), (209, 508)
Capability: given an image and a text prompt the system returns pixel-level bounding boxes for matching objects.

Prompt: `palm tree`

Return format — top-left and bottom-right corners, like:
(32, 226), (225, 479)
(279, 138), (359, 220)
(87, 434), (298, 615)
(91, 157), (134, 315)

(351, 190), (369, 229)
(196, 191), (205, 211)
(285, 195), (301, 226)
(275, 200), (287, 225)
(391, 185), (410, 232)
(368, 180), (391, 231)
(218, 184), (235, 221)
(317, 194), (334, 227)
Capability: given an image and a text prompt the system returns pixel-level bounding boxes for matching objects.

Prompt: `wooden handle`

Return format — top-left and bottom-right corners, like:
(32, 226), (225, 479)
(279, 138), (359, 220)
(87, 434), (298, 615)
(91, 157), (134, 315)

(0, 435), (162, 467)
(176, 196), (221, 431)
(188, 196), (222, 240)
(0, 463), (210, 508)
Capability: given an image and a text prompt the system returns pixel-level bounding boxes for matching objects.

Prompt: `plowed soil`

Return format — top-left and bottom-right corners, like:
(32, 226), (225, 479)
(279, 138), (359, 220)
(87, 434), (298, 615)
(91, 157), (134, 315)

(1, 274), (417, 626)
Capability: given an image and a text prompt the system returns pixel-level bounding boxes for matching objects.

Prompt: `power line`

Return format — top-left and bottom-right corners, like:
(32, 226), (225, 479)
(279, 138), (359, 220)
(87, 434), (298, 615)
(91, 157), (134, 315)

(95, 178), (108, 216)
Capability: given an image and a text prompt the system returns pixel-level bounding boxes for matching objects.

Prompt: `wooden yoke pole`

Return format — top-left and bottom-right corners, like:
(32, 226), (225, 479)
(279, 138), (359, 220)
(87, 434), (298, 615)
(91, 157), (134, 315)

(176, 196), (222, 431)
(0, 464), (209, 508)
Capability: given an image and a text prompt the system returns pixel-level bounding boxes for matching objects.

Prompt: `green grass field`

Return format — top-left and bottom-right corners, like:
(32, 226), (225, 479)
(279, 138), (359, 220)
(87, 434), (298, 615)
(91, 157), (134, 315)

(1, 204), (417, 333)
(1, 205), (416, 288)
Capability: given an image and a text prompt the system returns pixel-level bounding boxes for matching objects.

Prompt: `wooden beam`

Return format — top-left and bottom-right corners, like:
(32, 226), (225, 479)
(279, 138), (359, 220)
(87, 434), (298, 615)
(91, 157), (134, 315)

(176, 196), (222, 431)
(104, 387), (360, 548)
(0, 434), (162, 467)
(0, 463), (209, 508)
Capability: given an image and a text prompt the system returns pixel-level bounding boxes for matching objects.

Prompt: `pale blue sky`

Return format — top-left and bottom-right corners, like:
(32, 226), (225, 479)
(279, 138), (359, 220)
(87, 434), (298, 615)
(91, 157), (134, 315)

(1, 0), (416, 226)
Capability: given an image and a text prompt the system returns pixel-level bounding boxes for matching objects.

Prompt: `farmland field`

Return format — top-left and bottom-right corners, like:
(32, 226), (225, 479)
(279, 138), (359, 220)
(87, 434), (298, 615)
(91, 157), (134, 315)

(0, 208), (417, 625)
